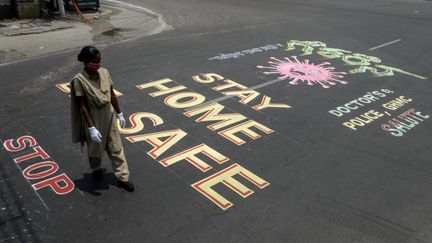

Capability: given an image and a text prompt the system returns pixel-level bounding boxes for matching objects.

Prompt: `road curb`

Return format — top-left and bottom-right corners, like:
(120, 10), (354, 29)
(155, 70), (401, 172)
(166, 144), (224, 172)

(0, 3), (170, 66)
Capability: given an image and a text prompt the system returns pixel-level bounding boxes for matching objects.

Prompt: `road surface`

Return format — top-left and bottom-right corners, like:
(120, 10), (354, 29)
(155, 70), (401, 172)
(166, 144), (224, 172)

(1, 0), (432, 242)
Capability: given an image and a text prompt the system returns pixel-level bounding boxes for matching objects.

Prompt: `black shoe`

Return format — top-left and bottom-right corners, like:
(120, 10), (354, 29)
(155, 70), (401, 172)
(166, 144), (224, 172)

(118, 181), (135, 192)
(92, 169), (103, 180)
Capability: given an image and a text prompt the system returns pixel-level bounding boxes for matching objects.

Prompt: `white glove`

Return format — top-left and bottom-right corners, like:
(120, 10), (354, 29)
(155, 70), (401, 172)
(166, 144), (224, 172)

(88, 127), (102, 143)
(118, 112), (126, 128)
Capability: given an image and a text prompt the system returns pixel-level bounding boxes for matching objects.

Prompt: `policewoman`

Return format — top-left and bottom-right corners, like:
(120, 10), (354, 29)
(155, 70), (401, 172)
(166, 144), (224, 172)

(70, 46), (134, 192)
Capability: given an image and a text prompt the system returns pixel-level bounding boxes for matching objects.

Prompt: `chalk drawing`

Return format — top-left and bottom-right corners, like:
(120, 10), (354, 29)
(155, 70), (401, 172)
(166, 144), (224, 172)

(285, 40), (426, 79)
(286, 40), (326, 56)
(317, 47), (351, 59)
(381, 108), (430, 137)
(349, 65), (426, 79)
(257, 56), (347, 88)
(208, 43), (284, 61)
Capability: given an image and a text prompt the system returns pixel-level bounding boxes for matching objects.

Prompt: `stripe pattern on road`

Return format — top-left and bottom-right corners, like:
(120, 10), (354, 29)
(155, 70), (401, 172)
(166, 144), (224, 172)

(369, 39), (402, 51)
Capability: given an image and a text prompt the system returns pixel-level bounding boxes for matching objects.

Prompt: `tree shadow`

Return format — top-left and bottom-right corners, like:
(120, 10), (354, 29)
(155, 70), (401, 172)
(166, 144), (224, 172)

(0, 152), (40, 242)
(73, 169), (118, 196)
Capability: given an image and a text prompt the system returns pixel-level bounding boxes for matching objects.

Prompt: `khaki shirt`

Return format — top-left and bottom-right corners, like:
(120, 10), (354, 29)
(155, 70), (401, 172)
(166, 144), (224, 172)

(70, 68), (116, 146)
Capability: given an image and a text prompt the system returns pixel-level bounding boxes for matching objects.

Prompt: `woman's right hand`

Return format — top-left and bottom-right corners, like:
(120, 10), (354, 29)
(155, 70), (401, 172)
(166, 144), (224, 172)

(88, 127), (102, 143)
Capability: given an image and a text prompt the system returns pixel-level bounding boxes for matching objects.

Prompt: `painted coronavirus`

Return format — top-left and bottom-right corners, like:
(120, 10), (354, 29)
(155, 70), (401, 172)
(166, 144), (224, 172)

(257, 56), (348, 88)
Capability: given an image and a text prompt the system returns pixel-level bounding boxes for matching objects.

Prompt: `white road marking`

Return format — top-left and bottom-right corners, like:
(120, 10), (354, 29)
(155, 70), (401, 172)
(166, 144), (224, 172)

(77, 188), (84, 196)
(0, 138), (50, 210)
(369, 39), (402, 51)
(184, 95), (235, 111)
(184, 77), (286, 112)
(103, 0), (159, 17)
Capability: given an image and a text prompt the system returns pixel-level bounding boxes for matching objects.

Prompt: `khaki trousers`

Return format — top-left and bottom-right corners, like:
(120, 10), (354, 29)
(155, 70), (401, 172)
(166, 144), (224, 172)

(87, 122), (130, 182)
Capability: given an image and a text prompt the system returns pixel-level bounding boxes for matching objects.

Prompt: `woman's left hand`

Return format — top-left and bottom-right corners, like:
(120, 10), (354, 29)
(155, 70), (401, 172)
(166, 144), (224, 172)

(118, 112), (126, 128)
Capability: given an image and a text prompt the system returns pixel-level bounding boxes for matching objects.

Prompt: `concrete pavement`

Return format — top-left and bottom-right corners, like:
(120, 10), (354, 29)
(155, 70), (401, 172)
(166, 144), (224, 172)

(0, 1), (170, 65)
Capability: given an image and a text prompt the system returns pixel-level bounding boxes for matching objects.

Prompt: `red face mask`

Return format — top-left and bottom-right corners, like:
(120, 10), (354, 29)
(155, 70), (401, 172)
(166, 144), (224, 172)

(87, 62), (101, 71)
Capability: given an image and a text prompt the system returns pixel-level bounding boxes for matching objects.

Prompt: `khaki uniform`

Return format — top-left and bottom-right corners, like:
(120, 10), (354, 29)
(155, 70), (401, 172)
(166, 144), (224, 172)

(70, 68), (129, 182)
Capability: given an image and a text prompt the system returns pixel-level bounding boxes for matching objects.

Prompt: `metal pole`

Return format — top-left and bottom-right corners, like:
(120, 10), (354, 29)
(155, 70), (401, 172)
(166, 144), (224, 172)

(57, 0), (65, 17)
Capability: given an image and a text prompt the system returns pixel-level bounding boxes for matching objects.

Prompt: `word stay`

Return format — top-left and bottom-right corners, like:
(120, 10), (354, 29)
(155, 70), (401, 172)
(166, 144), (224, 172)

(136, 73), (289, 146)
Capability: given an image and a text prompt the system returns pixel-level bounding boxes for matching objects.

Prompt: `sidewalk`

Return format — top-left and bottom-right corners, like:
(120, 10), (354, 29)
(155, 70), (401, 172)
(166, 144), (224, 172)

(0, 2), (171, 65)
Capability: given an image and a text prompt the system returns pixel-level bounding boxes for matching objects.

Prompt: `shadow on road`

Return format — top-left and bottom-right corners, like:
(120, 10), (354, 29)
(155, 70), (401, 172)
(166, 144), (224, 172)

(0, 155), (40, 242)
(74, 169), (119, 196)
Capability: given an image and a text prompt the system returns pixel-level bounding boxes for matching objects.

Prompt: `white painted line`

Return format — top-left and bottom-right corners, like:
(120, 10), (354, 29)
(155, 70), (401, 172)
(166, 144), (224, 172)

(184, 95), (235, 111)
(77, 188), (85, 196)
(184, 77), (285, 112)
(249, 77), (286, 90)
(99, 1), (171, 37)
(103, 0), (159, 18)
(369, 39), (402, 51)
(0, 138), (50, 210)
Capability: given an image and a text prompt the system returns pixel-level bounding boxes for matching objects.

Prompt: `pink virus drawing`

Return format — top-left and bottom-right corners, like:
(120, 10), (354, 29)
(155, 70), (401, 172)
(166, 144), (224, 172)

(257, 56), (348, 88)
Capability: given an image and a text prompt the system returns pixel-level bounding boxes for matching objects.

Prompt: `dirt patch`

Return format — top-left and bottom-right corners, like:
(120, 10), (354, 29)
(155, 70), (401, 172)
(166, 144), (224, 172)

(89, 6), (124, 44)
(0, 49), (26, 63)
(100, 27), (122, 36)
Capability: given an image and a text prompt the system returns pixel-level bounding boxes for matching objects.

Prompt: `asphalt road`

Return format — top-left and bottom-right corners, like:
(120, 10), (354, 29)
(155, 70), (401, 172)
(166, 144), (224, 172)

(1, 0), (432, 242)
